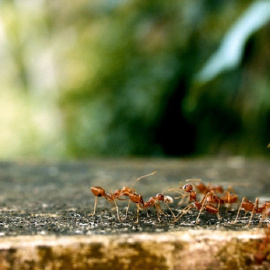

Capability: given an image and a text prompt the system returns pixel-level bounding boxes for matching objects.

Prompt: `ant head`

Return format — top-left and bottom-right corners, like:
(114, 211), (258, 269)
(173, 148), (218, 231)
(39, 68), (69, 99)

(155, 193), (165, 201)
(164, 195), (174, 204)
(185, 179), (202, 188)
(91, 186), (106, 197)
(182, 183), (193, 192)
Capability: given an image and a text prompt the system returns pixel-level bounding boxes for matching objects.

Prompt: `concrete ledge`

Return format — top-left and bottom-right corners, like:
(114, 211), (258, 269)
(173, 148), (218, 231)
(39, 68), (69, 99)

(1, 158), (270, 269)
(0, 230), (269, 270)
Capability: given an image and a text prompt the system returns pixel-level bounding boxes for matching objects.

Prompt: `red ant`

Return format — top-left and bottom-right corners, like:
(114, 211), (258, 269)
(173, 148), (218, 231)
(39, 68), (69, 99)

(174, 190), (221, 224)
(90, 171), (156, 220)
(168, 180), (200, 206)
(233, 197), (270, 226)
(89, 186), (117, 216)
(173, 183), (221, 223)
(219, 186), (238, 205)
(113, 171), (158, 220)
(170, 179), (225, 205)
(194, 182), (238, 209)
(171, 179), (238, 220)
(143, 193), (175, 221)
(195, 182), (224, 195)
(123, 191), (144, 223)
(129, 192), (174, 223)
(190, 181), (237, 205)
(113, 173), (174, 223)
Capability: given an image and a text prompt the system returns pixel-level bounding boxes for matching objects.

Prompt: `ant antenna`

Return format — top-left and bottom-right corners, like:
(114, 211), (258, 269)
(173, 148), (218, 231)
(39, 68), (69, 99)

(167, 181), (184, 192)
(186, 179), (202, 184)
(161, 186), (174, 194)
(131, 171), (157, 188)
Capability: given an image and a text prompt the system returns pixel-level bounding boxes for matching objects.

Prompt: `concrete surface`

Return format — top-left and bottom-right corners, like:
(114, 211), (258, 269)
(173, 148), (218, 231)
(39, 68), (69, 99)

(0, 157), (270, 269)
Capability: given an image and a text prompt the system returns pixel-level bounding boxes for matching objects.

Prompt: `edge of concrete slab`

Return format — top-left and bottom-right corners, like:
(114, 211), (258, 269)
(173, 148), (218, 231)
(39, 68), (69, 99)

(0, 230), (269, 270)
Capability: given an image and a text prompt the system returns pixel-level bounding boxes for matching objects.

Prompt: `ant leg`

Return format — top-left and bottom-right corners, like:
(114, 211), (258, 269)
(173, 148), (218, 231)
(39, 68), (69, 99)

(247, 198), (258, 227)
(155, 204), (165, 222)
(173, 203), (194, 223)
(156, 207), (161, 222)
(224, 189), (230, 212)
(146, 209), (150, 218)
(196, 193), (209, 224)
(165, 203), (176, 219)
(113, 199), (120, 220)
(258, 209), (270, 227)
(120, 199), (131, 221)
(196, 206), (205, 224)
(232, 197), (246, 224)
(123, 199), (131, 220)
(166, 203), (176, 219)
(247, 210), (255, 227)
(157, 204), (166, 216)
(216, 200), (222, 220)
(226, 186), (232, 203)
(177, 196), (186, 206)
(258, 215), (264, 228)
(175, 194), (189, 206)
(134, 205), (140, 223)
(89, 196), (98, 216)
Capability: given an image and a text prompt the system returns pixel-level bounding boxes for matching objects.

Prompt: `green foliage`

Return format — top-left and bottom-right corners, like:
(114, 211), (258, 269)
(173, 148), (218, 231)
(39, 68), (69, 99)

(0, 0), (269, 159)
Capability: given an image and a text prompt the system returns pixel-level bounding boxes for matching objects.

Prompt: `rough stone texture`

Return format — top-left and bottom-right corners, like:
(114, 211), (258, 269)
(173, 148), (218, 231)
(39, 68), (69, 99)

(0, 157), (270, 269)
(0, 231), (269, 270)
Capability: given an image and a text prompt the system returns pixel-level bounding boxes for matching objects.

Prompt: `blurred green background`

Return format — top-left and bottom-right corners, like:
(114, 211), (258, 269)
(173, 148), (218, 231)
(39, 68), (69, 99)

(0, 0), (270, 159)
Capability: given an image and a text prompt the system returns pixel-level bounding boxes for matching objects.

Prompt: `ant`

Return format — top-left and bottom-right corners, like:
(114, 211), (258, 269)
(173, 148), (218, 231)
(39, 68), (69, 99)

(233, 197), (270, 226)
(168, 179), (201, 206)
(144, 193), (175, 221)
(89, 186), (117, 217)
(194, 182), (238, 209)
(193, 180), (238, 205)
(113, 171), (157, 220)
(193, 181), (237, 205)
(174, 190), (221, 224)
(219, 186), (238, 205)
(171, 179), (237, 220)
(115, 174), (175, 222)
(195, 182), (224, 195)
(173, 182), (221, 224)
(123, 191), (144, 223)
(170, 179), (225, 205)
(90, 171), (156, 220)
(261, 204), (270, 225)
(129, 192), (174, 223)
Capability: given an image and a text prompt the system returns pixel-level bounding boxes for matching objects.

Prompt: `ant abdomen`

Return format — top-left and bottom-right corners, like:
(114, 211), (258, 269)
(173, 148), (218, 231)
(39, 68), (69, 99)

(164, 196), (174, 204)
